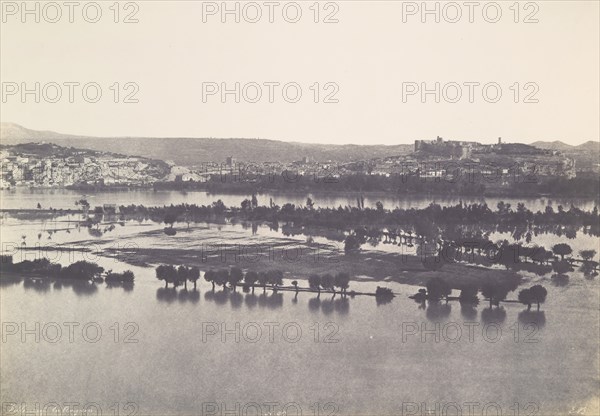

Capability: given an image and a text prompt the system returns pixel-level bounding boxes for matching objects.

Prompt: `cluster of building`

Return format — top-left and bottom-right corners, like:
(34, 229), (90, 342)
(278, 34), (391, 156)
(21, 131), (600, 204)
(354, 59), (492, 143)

(378, 136), (577, 180)
(170, 155), (344, 183)
(413, 136), (563, 158)
(0, 137), (577, 189)
(0, 143), (170, 188)
(146, 136), (578, 186)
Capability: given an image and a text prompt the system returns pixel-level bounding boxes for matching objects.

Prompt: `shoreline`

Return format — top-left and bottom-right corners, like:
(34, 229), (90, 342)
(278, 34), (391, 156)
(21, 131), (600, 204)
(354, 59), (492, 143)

(1, 186), (599, 201)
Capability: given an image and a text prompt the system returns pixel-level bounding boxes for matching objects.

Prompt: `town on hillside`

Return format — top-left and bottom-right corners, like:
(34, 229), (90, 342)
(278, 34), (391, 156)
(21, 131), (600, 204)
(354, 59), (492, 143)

(0, 137), (581, 189)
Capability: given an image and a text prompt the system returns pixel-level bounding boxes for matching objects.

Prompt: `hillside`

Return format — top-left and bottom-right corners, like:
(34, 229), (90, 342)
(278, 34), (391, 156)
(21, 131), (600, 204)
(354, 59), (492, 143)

(530, 140), (574, 151)
(531, 140), (600, 151)
(0, 123), (412, 165)
(532, 140), (600, 171)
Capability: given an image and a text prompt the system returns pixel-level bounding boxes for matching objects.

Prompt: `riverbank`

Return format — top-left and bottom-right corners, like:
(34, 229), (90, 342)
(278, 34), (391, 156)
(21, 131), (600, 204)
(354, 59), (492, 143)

(3, 182), (600, 199)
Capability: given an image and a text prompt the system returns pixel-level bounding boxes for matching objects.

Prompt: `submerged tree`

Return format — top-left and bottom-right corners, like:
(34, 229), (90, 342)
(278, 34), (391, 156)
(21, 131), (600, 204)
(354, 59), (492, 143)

(375, 286), (395, 305)
(155, 264), (177, 288)
(518, 288), (533, 311)
(552, 260), (573, 275)
(518, 285), (547, 311)
(257, 271), (269, 293)
(63, 261), (105, 281)
(308, 274), (321, 295)
(334, 272), (350, 295)
(528, 285), (548, 310)
(214, 269), (230, 289)
(229, 267), (244, 291)
(177, 265), (189, 290)
(579, 249), (597, 262)
(552, 243), (572, 261)
(344, 235), (361, 254)
(426, 277), (451, 302)
(244, 270), (259, 292)
(480, 282), (509, 308)
(188, 266), (200, 290)
(321, 273), (335, 293)
(204, 269), (216, 290)
(458, 285), (479, 305)
(267, 269), (284, 290)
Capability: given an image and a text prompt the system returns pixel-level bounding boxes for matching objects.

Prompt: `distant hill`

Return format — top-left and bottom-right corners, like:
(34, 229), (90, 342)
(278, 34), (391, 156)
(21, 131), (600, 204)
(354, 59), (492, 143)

(530, 140), (574, 151)
(0, 122), (75, 142)
(0, 123), (412, 166)
(531, 140), (600, 152)
(532, 140), (600, 171)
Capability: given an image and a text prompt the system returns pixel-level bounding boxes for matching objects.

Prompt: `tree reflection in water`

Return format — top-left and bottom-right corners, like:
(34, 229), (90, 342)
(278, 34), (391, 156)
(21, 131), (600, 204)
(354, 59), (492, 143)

(425, 301), (451, 321)
(156, 287), (178, 303)
(177, 289), (200, 304)
(244, 293), (258, 308)
(201, 289), (285, 310)
(460, 303), (478, 320)
(23, 277), (51, 293)
(518, 310), (546, 328)
(481, 306), (507, 324)
(308, 296), (321, 312)
(333, 297), (350, 315)
(551, 274), (570, 287)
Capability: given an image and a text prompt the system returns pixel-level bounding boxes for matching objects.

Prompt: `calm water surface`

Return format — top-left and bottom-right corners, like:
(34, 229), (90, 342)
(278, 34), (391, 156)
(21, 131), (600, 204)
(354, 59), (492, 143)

(1, 270), (598, 415)
(1, 190), (599, 415)
(1, 188), (598, 211)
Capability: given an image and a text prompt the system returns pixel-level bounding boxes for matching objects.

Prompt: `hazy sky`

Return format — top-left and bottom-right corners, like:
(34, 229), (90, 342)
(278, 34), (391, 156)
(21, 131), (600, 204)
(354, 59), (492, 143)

(1, 0), (599, 145)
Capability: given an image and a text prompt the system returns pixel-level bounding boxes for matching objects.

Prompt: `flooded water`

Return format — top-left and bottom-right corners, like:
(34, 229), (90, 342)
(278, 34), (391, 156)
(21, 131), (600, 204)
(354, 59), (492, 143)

(1, 267), (598, 415)
(1, 188), (598, 212)
(1, 190), (599, 415)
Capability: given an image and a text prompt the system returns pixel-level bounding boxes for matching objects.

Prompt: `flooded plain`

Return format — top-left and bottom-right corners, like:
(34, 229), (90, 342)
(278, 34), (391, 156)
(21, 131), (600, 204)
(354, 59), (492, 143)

(1, 190), (599, 415)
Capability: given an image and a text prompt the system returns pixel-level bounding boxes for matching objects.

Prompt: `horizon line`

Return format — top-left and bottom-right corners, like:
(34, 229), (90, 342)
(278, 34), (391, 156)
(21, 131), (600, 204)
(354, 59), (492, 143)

(1, 121), (598, 148)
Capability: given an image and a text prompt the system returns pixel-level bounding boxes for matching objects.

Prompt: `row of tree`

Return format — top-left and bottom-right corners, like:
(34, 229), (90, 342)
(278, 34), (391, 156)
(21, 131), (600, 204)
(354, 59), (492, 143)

(205, 268), (283, 292)
(155, 266), (284, 292)
(412, 240), (597, 276)
(115, 200), (600, 237)
(307, 272), (350, 295)
(415, 277), (547, 310)
(153, 266), (358, 297)
(157, 171), (600, 198)
(155, 265), (200, 289)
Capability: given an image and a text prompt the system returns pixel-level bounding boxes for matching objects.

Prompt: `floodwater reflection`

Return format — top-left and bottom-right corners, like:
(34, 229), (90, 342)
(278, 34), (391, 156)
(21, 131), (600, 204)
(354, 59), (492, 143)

(23, 277), (51, 293)
(156, 287), (178, 303)
(426, 301), (451, 321)
(178, 289), (200, 304)
(481, 306), (507, 324)
(202, 289), (285, 310)
(460, 303), (478, 320)
(518, 310), (547, 328)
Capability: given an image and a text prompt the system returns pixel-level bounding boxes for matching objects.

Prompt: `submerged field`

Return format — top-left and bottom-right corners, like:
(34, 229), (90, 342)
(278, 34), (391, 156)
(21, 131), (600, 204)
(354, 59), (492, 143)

(1, 192), (599, 415)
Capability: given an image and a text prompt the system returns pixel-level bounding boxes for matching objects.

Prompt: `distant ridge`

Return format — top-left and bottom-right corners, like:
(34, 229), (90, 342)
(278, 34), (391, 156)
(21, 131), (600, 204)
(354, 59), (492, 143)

(531, 140), (600, 170)
(0, 122), (91, 141)
(2, 122), (598, 167)
(0, 122), (412, 165)
(531, 140), (600, 151)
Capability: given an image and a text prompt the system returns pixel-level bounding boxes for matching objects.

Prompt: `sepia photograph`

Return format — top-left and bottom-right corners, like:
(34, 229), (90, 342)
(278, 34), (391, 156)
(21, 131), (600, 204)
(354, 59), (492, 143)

(0, 1), (599, 415)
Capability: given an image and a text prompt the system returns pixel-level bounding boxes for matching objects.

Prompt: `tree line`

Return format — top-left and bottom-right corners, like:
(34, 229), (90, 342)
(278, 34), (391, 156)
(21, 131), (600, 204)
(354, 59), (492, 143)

(155, 172), (600, 198)
(411, 276), (547, 310)
(154, 265), (356, 297)
(115, 200), (599, 239)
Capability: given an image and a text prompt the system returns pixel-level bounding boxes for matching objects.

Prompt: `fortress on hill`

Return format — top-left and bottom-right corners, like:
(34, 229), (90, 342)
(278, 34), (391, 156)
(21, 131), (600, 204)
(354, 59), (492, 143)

(415, 136), (556, 159)
(412, 136), (576, 178)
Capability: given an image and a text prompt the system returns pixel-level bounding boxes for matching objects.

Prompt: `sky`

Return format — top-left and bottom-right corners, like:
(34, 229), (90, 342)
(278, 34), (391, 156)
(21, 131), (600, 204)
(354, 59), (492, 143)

(1, 0), (599, 145)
